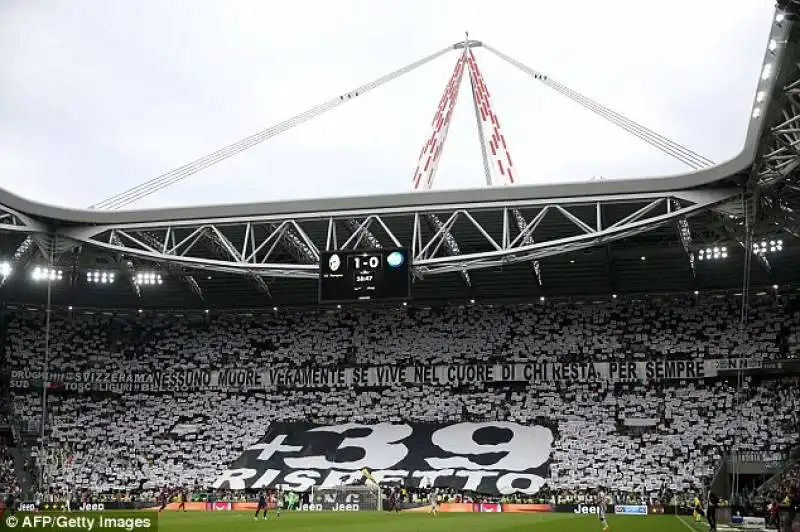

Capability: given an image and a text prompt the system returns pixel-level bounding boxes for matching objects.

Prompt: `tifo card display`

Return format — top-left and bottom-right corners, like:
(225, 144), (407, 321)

(319, 248), (410, 303)
(214, 421), (552, 495)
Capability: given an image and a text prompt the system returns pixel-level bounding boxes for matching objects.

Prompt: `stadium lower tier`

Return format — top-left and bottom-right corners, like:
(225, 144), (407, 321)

(9, 375), (799, 495)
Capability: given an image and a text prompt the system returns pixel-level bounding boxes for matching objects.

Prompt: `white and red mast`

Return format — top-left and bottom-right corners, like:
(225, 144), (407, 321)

(466, 48), (515, 186)
(410, 34), (541, 285)
(411, 48), (468, 191)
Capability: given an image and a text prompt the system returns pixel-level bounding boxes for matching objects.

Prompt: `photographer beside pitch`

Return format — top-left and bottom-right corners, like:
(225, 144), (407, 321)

(707, 490), (719, 531)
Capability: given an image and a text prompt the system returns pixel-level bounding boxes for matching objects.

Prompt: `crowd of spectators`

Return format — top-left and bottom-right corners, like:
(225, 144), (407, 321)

(0, 441), (20, 496)
(5, 294), (797, 374)
(1, 295), (798, 502)
(763, 462), (800, 503)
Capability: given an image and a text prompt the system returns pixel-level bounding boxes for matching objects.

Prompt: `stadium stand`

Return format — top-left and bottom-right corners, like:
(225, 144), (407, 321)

(2, 294), (799, 501)
(0, 441), (19, 495)
(763, 462), (800, 500)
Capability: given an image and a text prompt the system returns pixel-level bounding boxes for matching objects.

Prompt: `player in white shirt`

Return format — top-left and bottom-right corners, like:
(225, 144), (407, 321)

(597, 492), (610, 532)
(275, 486), (283, 517)
(428, 488), (438, 516)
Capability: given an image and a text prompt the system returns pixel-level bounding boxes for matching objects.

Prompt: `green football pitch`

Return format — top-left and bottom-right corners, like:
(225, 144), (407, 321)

(156, 511), (709, 531)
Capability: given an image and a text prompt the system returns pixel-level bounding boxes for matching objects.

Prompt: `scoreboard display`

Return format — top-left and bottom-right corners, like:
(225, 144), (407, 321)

(319, 248), (411, 304)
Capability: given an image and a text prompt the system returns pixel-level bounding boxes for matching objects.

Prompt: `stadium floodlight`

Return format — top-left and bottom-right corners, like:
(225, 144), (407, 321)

(86, 270), (116, 284)
(769, 38), (779, 52)
(134, 272), (162, 285)
(697, 246), (728, 261)
(31, 266), (63, 282)
(753, 240), (783, 256)
(0, 261), (11, 278)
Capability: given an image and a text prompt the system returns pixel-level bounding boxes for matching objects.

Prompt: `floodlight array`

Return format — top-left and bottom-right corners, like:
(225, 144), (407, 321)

(753, 240), (783, 255)
(697, 246), (728, 261)
(31, 267), (63, 282)
(750, 14), (783, 121)
(86, 270), (116, 284)
(135, 272), (162, 286)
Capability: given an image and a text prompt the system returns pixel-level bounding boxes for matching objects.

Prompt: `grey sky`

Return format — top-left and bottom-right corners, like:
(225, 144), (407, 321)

(0, 0), (774, 210)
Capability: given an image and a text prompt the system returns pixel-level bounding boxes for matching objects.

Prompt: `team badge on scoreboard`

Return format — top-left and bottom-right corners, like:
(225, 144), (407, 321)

(386, 251), (405, 268)
(328, 254), (342, 272)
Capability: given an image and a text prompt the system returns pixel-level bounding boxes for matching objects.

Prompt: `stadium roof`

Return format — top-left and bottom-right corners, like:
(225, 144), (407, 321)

(2, 8), (800, 310)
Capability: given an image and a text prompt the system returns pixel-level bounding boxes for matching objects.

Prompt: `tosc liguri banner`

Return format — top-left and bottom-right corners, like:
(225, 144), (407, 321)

(213, 422), (552, 496)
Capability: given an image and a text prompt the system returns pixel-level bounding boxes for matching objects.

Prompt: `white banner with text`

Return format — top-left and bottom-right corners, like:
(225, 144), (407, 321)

(4, 358), (762, 393)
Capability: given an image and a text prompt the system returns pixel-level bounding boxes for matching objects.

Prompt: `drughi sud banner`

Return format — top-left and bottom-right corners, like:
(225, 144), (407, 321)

(213, 422), (553, 495)
(5, 358), (756, 393)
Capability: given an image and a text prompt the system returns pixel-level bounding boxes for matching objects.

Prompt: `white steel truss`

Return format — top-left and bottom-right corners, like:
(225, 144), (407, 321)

(750, 7), (800, 193)
(0, 204), (46, 234)
(755, 58), (800, 187)
(55, 189), (740, 279)
(747, 40), (800, 241)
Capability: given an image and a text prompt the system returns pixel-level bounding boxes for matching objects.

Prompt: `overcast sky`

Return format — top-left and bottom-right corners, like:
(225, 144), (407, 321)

(0, 0), (775, 211)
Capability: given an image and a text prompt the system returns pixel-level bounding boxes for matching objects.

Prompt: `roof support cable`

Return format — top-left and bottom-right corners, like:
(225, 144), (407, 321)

(91, 46), (456, 210)
(482, 44), (715, 170)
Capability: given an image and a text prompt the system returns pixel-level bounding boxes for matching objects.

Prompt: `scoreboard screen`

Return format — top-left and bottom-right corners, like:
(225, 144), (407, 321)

(319, 248), (411, 304)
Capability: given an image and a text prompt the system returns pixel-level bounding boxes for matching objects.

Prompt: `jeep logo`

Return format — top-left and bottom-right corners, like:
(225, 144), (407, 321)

(573, 504), (599, 514)
(80, 503), (105, 512)
(298, 504), (323, 512)
(332, 503), (360, 511)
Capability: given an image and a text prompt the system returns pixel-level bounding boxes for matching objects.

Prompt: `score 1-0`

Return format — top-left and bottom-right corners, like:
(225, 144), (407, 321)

(347, 254), (382, 271)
